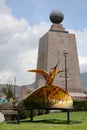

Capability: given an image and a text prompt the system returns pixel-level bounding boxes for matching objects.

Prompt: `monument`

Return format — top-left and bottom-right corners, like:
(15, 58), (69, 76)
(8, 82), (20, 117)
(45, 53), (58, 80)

(35, 10), (83, 95)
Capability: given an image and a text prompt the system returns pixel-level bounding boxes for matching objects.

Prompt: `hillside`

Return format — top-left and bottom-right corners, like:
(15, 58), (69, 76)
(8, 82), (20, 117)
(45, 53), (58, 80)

(80, 73), (87, 91)
(0, 73), (87, 93)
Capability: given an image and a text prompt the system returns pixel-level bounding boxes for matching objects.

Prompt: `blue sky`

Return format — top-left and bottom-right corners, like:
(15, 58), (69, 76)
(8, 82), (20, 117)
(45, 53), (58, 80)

(0, 0), (87, 85)
(6, 0), (87, 29)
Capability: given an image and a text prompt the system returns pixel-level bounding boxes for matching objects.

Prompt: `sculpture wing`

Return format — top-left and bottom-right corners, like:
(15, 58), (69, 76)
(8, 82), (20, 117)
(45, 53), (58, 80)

(17, 85), (73, 108)
(28, 69), (49, 80)
(56, 70), (64, 74)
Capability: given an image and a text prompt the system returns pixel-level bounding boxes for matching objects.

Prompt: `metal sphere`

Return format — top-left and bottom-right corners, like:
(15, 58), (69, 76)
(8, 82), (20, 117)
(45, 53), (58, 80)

(50, 10), (64, 24)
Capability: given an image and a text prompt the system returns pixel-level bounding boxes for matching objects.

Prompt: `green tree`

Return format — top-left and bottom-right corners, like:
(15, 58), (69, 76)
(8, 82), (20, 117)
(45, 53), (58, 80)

(2, 83), (14, 101)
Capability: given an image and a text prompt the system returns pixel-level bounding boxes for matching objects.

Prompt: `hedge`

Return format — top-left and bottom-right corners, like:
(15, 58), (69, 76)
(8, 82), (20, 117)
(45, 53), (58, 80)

(73, 100), (87, 111)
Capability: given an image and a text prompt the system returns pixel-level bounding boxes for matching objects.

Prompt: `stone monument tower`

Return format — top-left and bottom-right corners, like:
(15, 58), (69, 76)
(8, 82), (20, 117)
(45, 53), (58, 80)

(35, 10), (82, 93)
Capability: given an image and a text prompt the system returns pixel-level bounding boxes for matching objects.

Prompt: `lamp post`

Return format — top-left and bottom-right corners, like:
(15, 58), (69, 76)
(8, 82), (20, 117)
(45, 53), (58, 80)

(63, 50), (68, 91)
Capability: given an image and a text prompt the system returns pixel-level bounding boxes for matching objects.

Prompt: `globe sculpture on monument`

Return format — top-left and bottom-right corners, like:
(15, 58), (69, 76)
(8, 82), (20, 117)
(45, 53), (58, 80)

(50, 10), (64, 24)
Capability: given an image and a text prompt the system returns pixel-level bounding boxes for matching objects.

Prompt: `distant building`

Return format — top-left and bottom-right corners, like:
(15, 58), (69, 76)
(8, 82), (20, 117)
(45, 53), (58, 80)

(20, 85), (30, 99)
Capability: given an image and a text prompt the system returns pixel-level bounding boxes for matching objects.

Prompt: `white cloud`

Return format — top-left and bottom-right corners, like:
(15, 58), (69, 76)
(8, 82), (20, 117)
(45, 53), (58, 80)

(78, 56), (87, 73)
(79, 56), (87, 65)
(68, 28), (87, 73)
(0, 70), (15, 84)
(18, 49), (38, 71)
(0, 0), (87, 85)
(0, 0), (11, 14)
(0, 0), (50, 85)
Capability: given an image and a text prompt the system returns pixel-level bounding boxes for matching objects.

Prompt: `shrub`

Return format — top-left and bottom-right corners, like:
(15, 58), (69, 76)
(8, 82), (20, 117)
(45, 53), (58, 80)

(73, 100), (87, 111)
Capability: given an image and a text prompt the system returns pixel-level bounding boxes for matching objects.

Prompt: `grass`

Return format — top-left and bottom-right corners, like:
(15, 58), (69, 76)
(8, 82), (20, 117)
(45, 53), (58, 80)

(0, 111), (87, 130)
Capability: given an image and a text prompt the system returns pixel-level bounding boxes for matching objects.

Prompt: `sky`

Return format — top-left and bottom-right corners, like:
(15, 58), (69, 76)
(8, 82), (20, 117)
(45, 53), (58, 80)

(0, 0), (87, 85)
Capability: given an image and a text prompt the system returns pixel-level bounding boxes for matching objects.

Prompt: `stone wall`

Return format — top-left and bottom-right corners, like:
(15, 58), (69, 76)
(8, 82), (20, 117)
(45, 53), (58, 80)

(0, 103), (17, 121)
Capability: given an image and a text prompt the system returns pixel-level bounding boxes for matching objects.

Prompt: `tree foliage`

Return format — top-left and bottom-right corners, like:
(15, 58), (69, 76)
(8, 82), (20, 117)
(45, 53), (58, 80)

(2, 83), (14, 100)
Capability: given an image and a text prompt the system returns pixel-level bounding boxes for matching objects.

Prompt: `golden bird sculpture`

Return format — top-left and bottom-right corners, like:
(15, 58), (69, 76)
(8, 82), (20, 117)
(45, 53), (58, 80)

(17, 63), (73, 109)
(28, 62), (64, 86)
